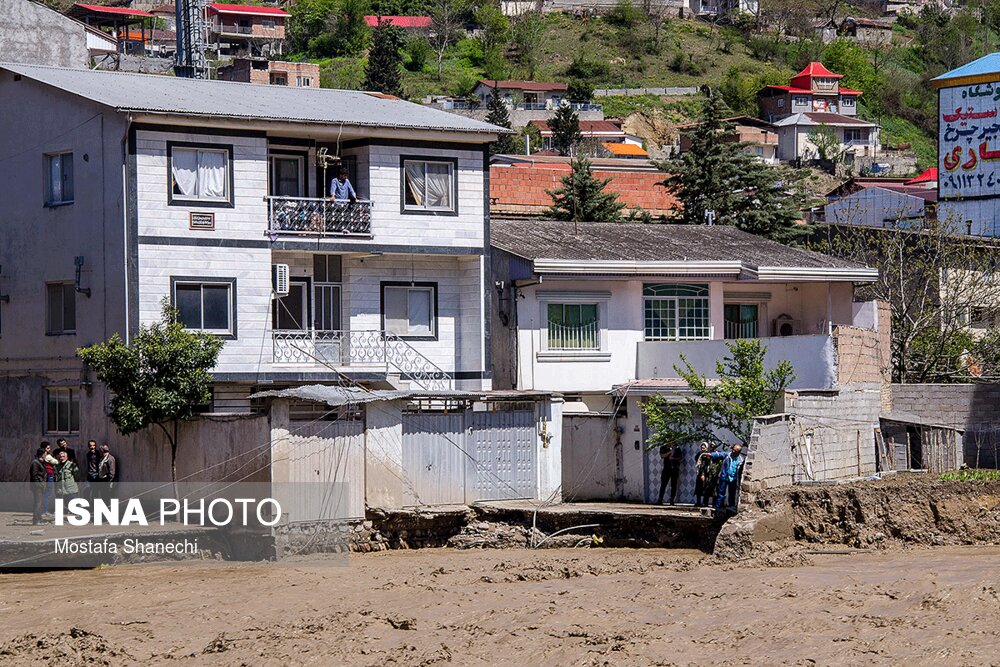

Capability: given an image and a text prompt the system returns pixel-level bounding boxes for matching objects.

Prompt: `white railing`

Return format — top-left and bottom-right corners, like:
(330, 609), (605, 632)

(547, 320), (600, 351)
(272, 329), (451, 390)
(724, 320), (759, 339)
(266, 196), (372, 238)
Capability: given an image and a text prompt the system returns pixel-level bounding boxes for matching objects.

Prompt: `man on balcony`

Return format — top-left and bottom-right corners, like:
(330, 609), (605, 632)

(329, 167), (357, 203)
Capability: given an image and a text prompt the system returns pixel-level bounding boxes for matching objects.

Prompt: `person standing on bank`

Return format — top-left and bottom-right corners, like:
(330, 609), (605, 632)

(40, 442), (57, 515)
(29, 448), (48, 525)
(703, 443), (745, 513)
(55, 450), (81, 503)
(694, 442), (717, 507)
(96, 444), (117, 501)
(656, 443), (683, 505)
(85, 440), (99, 500)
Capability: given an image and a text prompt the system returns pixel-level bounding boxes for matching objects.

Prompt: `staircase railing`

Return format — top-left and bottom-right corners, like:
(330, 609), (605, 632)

(272, 329), (452, 391)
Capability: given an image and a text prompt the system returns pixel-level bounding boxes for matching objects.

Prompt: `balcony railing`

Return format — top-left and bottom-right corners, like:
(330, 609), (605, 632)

(273, 329), (451, 390)
(266, 196), (372, 238)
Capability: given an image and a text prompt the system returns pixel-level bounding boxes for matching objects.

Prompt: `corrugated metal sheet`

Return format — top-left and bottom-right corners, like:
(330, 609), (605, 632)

(284, 419), (365, 521)
(402, 413), (468, 505)
(1, 62), (503, 135)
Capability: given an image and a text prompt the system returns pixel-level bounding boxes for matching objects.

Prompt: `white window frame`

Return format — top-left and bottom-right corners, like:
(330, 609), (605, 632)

(401, 159), (457, 214)
(46, 281), (76, 335)
(793, 96), (810, 106)
(643, 285), (711, 342)
(172, 279), (236, 336)
(844, 128), (867, 144)
(382, 283), (437, 339)
(45, 151), (74, 206)
(169, 145), (231, 204)
(45, 387), (80, 435)
(296, 76), (312, 87)
(536, 292), (611, 360)
(841, 96), (856, 107)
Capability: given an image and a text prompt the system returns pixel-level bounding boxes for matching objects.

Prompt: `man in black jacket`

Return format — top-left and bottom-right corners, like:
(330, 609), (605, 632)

(29, 448), (48, 525)
(85, 440), (99, 501)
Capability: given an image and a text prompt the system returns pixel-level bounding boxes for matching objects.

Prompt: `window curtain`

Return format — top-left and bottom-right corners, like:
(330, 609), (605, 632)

(198, 150), (228, 199)
(424, 163), (451, 208)
(407, 289), (432, 335)
(384, 287), (409, 335)
(404, 163), (425, 206)
(171, 148), (199, 197)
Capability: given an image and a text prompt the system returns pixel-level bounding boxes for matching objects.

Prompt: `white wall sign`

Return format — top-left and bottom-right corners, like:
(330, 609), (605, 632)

(939, 82), (1000, 198)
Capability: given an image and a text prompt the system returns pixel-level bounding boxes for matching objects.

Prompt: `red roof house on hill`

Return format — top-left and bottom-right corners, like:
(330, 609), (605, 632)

(206, 2), (289, 51)
(758, 62), (862, 122)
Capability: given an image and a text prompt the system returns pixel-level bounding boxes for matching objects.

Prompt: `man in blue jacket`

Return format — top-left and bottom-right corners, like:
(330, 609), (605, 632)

(703, 443), (744, 513)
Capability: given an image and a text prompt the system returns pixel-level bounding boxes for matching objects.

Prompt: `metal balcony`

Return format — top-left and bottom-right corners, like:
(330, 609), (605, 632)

(266, 196), (372, 238)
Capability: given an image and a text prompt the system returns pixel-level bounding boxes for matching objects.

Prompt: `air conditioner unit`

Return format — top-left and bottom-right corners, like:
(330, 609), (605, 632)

(271, 263), (290, 296)
(772, 314), (801, 337)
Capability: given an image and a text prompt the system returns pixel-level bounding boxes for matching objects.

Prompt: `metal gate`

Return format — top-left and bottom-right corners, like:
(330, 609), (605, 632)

(470, 409), (536, 501)
(401, 408), (538, 506)
(284, 419), (365, 520)
(401, 412), (468, 505)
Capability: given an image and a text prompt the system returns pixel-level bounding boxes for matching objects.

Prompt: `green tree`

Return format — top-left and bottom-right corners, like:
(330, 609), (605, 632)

(77, 303), (224, 487)
(549, 102), (583, 157)
(485, 86), (516, 155)
(657, 88), (811, 244)
(640, 339), (795, 450)
(475, 2), (510, 80)
(332, 0), (371, 55)
(566, 78), (594, 102)
(809, 123), (846, 166)
(287, 0), (339, 53)
(510, 11), (545, 78)
(429, 0), (469, 81)
(719, 64), (789, 117)
(547, 156), (625, 223)
(364, 17), (405, 96)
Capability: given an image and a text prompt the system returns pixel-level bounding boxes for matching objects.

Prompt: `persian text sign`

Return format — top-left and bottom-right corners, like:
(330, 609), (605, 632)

(939, 81), (1000, 198)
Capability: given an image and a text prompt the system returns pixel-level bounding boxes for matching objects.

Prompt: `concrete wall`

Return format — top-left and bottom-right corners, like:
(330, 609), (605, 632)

(743, 384), (882, 491)
(889, 384), (1000, 468)
(0, 0), (89, 68)
(833, 325), (890, 386)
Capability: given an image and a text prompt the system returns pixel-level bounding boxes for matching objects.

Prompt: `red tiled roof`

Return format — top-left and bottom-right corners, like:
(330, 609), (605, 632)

(71, 3), (154, 17)
(479, 80), (568, 91)
(490, 163), (679, 217)
(531, 120), (624, 135)
(839, 88), (863, 96)
(207, 3), (289, 16)
(905, 167), (938, 185)
(794, 61), (843, 80)
(364, 15), (431, 27)
(762, 85), (815, 95)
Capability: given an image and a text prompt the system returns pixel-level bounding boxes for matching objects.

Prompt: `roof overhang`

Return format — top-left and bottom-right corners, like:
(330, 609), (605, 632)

(529, 259), (876, 282)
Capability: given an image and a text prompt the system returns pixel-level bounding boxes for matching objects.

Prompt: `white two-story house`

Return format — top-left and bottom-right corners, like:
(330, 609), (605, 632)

(0, 63), (502, 477)
(491, 220), (888, 503)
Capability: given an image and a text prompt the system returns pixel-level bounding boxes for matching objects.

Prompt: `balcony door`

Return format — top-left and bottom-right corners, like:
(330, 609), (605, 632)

(273, 278), (310, 331)
(313, 254), (343, 332)
(724, 304), (759, 339)
(270, 155), (305, 197)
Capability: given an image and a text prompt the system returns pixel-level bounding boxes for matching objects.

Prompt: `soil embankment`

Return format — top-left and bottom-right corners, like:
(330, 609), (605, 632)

(718, 474), (1000, 557)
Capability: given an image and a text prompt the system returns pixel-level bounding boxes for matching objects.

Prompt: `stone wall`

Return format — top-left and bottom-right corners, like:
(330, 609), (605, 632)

(889, 384), (1000, 468)
(833, 325), (889, 385)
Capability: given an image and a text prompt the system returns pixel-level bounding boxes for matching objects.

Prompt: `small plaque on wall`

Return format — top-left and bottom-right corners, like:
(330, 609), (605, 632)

(189, 212), (215, 230)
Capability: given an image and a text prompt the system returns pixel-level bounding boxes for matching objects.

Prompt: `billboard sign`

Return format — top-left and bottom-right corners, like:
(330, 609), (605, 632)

(939, 82), (1000, 198)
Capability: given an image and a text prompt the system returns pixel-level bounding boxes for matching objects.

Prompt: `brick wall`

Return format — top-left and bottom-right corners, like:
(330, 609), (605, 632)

(833, 325), (889, 385)
(490, 164), (680, 217)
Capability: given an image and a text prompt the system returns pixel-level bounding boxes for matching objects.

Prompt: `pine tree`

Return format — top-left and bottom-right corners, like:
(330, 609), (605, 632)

(485, 86), (516, 155)
(658, 87), (810, 244)
(547, 156), (625, 223)
(364, 18), (404, 97)
(548, 102), (582, 156)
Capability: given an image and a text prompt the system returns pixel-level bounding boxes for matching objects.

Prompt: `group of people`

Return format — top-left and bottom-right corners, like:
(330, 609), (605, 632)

(657, 441), (745, 513)
(28, 440), (118, 525)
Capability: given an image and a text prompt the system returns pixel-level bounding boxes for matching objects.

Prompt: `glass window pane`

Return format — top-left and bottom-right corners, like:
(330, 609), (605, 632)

(175, 284), (203, 328)
(46, 390), (59, 432)
(425, 162), (452, 208)
(202, 285), (231, 331)
(273, 157), (300, 197)
(47, 284), (63, 332)
(313, 254), (327, 283)
(274, 283), (305, 330)
(69, 390), (80, 432)
(644, 299), (676, 340)
(547, 303), (598, 350)
(407, 288), (433, 336)
(171, 148), (198, 197)
(315, 284), (341, 330)
(384, 287), (408, 335)
(62, 284), (76, 331)
(61, 153), (74, 202)
(48, 155), (61, 203)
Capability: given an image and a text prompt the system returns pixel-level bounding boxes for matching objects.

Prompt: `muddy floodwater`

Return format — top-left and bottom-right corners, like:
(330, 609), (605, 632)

(2, 546), (999, 665)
